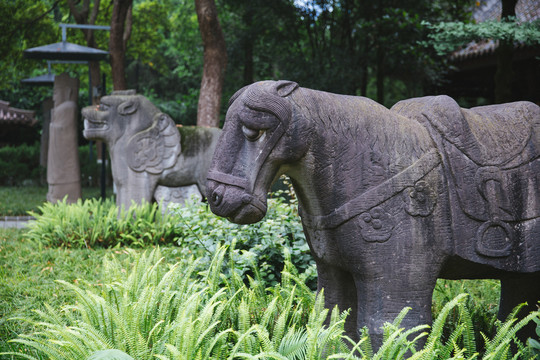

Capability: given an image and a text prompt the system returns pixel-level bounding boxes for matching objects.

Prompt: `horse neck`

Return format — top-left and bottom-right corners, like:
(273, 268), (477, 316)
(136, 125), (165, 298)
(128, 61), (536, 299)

(286, 89), (433, 217)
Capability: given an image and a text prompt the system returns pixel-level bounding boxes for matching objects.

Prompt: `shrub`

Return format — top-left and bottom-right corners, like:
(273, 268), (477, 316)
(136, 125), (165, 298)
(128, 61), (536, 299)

(171, 194), (316, 289)
(26, 198), (180, 248)
(26, 192), (317, 289)
(0, 142), (41, 186)
(0, 143), (111, 187)
(78, 144), (112, 187)
(530, 317), (540, 357)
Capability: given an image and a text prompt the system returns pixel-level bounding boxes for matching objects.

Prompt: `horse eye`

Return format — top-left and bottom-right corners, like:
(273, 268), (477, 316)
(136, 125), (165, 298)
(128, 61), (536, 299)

(242, 125), (264, 141)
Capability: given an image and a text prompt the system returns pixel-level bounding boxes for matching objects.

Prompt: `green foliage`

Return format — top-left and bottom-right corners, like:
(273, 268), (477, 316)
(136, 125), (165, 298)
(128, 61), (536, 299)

(0, 228), (116, 358)
(0, 143), (112, 187)
(87, 349), (135, 360)
(432, 278), (500, 353)
(0, 0), (57, 91)
(0, 186), (108, 216)
(3, 244), (540, 360)
(171, 194), (316, 289)
(529, 316), (540, 358)
(0, 143), (42, 186)
(127, 0), (203, 125)
(24, 187), (316, 288)
(422, 18), (540, 56)
(78, 144), (113, 187)
(220, 0), (467, 106)
(26, 198), (179, 248)
(1, 247), (347, 360)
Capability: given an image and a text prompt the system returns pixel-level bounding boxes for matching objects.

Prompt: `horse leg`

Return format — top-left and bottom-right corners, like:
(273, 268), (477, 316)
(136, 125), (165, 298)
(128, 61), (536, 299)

(353, 274), (437, 349)
(315, 260), (359, 342)
(499, 276), (540, 342)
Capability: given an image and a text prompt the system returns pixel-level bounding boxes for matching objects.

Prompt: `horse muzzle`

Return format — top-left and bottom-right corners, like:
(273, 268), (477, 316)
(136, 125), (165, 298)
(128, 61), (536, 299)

(206, 179), (267, 224)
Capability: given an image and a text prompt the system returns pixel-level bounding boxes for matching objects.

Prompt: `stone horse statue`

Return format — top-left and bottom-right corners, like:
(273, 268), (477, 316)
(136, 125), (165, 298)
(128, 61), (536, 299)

(206, 80), (540, 345)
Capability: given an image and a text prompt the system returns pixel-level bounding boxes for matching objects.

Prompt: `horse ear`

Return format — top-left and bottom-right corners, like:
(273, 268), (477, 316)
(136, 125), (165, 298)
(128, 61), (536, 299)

(275, 80), (299, 97)
(228, 85), (250, 107)
(118, 99), (139, 115)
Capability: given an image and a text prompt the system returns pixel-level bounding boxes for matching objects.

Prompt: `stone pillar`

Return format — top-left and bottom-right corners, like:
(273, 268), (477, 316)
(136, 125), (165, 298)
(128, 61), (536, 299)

(47, 73), (82, 203)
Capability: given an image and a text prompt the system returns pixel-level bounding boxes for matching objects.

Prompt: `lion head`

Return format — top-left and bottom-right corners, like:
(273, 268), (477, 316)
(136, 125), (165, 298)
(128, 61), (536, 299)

(82, 91), (181, 175)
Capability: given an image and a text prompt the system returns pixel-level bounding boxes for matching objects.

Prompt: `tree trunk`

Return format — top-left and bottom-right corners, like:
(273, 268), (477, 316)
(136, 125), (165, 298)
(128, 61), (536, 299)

(109, 0), (133, 91)
(242, 4), (254, 86)
(243, 39), (254, 85)
(195, 0), (227, 128)
(494, 0), (517, 103)
(376, 45), (385, 105)
(360, 36), (369, 97)
(67, 0), (102, 103)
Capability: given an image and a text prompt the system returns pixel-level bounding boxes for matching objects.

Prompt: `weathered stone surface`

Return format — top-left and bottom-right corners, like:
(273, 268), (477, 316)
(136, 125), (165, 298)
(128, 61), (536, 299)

(207, 80), (540, 346)
(82, 91), (221, 209)
(47, 73), (82, 203)
(154, 184), (202, 214)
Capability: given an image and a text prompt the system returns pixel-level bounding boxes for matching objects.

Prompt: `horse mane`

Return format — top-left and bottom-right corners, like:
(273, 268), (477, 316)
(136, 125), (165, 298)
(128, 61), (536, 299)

(289, 87), (433, 165)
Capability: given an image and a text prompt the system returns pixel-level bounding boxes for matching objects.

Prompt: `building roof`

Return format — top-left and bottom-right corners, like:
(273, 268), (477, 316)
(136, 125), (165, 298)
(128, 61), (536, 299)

(474, 0), (540, 23)
(0, 101), (37, 127)
(451, 0), (540, 62)
(23, 41), (108, 61)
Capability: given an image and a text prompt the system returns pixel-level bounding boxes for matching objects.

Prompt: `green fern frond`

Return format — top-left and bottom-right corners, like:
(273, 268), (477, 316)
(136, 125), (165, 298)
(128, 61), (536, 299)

(238, 299), (252, 334)
(372, 325), (406, 360)
(260, 297), (279, 330)
(438, 323), (464, 359)
(458, 301), (477, 358)
(424, 293), (469, 352)
(392, 306), (412, 328)
(277, 328), (308, 360)
(87, 349), (135, 360)
(484, 310), (540, 359)
(353, 327), (373, 359)
(387, 324), (429, 359)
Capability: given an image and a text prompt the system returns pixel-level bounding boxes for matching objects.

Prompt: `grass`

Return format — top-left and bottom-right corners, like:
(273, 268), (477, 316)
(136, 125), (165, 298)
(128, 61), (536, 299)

(0, 228), (184, 357)
(0, 226), (510, 358)
(2, 230), (537, 359)
(1, 194), (536, 359)
(0, 186), (113, 216)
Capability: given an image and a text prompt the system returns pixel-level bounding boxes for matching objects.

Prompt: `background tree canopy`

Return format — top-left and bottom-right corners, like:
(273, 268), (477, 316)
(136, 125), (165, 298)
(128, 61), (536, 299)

(1, 0), (537, 138)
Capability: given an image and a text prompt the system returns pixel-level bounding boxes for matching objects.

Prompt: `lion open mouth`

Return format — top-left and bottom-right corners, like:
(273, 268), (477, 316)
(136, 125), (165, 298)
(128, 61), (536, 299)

(84, 118), (108, 129)
(82, 106), (109, 137)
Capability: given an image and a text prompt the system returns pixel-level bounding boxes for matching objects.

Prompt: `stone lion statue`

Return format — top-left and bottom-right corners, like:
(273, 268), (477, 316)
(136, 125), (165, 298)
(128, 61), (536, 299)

(82, 90), (221, 210)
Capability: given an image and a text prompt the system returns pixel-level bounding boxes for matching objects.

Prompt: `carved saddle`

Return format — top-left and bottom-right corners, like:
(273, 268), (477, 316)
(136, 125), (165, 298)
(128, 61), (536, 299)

(392, 96), (540, 257)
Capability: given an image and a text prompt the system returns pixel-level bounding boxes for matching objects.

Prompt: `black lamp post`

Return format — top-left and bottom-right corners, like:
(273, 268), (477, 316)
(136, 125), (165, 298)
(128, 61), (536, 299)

(23, 23), (110, 199)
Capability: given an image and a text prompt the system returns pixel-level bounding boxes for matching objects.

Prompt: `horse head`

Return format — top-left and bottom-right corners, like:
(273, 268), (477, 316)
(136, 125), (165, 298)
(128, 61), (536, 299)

(206, 80), (306, 224)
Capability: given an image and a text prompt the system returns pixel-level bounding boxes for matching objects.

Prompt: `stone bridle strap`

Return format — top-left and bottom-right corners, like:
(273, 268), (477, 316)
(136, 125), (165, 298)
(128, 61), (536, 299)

(207, 84), (292, 193)
(299, 149), (442, 230)
(207, 171), (249, 189)
(206, 119), (287, 193)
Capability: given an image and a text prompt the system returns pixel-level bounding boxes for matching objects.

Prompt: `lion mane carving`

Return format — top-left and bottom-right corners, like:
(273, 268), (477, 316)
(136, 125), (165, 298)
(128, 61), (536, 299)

(82, 90), (221, 209)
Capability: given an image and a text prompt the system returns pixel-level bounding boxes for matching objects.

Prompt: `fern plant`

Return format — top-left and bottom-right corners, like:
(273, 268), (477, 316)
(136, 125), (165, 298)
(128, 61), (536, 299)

(26, 198), (180, 248)
(3, 246), (539, 360)
(2, 246), (342, 360)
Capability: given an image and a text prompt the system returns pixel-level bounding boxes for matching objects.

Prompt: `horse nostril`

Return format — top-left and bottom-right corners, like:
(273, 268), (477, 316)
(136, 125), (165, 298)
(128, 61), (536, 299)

(210, 185), (224, 206)
(212, 192), (221, 205)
